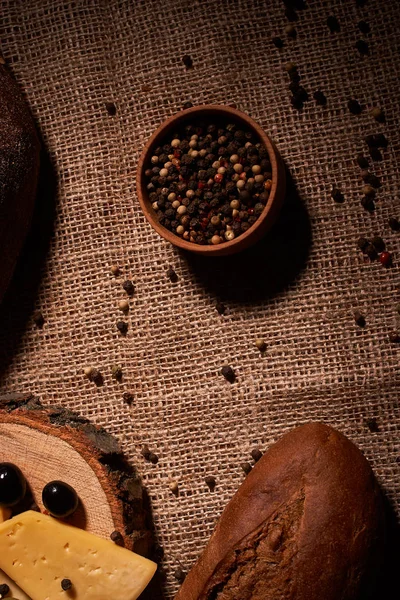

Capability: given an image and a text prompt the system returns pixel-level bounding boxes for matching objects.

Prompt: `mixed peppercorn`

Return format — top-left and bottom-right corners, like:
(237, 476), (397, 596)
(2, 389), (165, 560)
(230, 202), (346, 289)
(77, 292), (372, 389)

(144, 120), (273, 245)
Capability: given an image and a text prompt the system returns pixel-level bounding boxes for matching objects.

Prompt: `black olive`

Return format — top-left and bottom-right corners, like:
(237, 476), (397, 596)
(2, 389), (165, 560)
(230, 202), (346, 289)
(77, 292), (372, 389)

(0, 463), (26, 507)
(42, 481), (79, 518)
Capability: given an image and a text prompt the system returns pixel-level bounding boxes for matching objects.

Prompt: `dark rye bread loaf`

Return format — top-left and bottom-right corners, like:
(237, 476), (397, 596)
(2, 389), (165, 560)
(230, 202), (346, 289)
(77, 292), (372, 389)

(175, 422), (384, 600)
(0, 63), (40, 301)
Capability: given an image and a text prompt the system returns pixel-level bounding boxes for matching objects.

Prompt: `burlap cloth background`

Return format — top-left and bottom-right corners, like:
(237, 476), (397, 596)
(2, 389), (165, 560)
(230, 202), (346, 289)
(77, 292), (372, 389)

(0, 0), (399, 596)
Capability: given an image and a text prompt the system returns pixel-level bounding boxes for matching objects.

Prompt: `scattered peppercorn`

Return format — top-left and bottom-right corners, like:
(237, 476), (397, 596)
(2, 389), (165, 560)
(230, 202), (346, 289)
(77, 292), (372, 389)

(354, 311), (366, 327)
(358, 20), (371, 34)
(355, 39), (369, 55)
(362, 172), (381, 188)
(327, 16), (340, 33)
(389, 332), (400, 343)
(182, 101), (193, 110)
(370, 107), (385, 122)
(362, 184), (375, 198)
(170, 481), (179, 496)
(141, 445), (151, 460)
(365, 243), (377, 260)
(348, 98), (362, 115)
(117, 320), (128, 335)
(33, 309), (45, 328)
(285, 24), (297, 38)
(105, 102), (117, 116)
(61, 579), (72, 591)
(251, 448), (263, 462)
(369, 147), (382, 162)
(84, 367), (103, 386)
(205, 475), (216, 491)
(221, 365), (236, 383)
(272, 36), (284, 48)
(167, 267), (178, 282)
(357, 237), (369, 253)
(371, 236), (385, 252)
(0, 584), (10, 596)
(365, 133), (388, 148)
(379, 251), (392, 267)
(361, 196), (375, 212)
(216, 301), (226, 315)
(123, 391), (134, 405)
(241, 462), (252, 475)
(389, 217), (400, 231)
(365, 418), (379, 432)
(182, 54), (193, 69)
(174, 568), (187, 583)
(313, 90), (327, 106)
(356, 154), (369, 169)
(122, 280), (135, 296)
(149, 452), (159, 464)
(331, 186), (344, 203)
(111, 365), (122, 380)
(255, 338), (266, 351)
(110, 530), (124, 545)
(111, 265), (121, 276)
(118, 299), (129, 312)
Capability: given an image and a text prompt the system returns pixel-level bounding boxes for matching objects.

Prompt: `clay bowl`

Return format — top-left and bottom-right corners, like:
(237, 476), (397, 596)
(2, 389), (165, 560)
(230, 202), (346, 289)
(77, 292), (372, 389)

(137, 105), (286, 256)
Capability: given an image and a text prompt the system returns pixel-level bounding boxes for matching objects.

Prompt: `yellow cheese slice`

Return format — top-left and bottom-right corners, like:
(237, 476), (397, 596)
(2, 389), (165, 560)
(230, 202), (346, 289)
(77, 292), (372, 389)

(0, 511), (157, 600)
(0, 507), (31, 600)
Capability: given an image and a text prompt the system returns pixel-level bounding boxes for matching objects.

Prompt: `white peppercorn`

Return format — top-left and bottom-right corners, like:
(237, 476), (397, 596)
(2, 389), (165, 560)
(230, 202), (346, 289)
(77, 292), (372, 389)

(171, 138), (180, 148)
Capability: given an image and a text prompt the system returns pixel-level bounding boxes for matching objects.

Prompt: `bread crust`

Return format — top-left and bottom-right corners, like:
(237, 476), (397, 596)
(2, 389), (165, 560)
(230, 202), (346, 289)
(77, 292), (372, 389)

(0, 65), (40, 301)
(175, 422), (385, 600)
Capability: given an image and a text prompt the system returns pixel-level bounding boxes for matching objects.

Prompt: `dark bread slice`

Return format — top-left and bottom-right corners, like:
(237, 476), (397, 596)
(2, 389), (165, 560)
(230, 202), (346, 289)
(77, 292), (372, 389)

(0, 64), (40, 301)
(175, 422), (384, 600)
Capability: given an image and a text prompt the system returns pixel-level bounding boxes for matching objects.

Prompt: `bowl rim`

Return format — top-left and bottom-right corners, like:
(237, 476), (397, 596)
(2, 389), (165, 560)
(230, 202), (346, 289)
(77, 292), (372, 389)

(136, 104), (284, 255)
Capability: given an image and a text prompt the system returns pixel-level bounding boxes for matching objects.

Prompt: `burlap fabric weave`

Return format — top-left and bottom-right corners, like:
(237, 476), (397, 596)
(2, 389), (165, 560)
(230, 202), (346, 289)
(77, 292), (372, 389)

(0, 0), (399, 597)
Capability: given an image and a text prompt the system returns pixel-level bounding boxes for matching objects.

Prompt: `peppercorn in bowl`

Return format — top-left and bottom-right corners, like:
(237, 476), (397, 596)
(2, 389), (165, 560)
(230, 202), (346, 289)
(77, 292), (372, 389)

(137, 105), (286, 256)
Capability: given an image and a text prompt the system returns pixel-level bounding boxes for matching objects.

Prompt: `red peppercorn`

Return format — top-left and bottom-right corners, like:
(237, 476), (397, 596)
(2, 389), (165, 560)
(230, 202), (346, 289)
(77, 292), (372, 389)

(201, 218), (208, 229)
(173, 149), (181, 158)
(379, 251), (392, 267)
(198, 181), (205, 189)
(214, 173), (223, 183)
(248, 208), (254, 215)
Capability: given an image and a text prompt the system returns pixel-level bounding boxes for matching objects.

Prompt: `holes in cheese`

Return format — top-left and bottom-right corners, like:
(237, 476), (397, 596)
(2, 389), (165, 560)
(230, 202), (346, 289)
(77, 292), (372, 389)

(0, 511), (157, 600)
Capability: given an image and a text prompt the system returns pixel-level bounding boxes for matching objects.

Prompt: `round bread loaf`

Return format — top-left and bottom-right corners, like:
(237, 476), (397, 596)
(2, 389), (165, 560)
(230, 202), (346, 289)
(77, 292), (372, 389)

(175, 422), (385, 600)
(0, 64), (40, 301)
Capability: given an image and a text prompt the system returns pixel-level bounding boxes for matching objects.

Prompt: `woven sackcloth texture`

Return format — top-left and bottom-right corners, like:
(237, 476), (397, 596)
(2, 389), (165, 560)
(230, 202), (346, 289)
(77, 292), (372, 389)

(0, 0), (399, 596)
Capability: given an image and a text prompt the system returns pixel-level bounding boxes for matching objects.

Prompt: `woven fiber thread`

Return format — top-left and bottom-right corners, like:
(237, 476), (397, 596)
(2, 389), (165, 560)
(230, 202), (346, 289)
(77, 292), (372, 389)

(0, 0), (399, 597)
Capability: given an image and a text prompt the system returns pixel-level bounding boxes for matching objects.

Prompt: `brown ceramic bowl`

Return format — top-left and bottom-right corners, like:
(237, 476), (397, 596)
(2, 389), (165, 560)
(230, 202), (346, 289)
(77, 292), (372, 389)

(137, 105), (286, 256)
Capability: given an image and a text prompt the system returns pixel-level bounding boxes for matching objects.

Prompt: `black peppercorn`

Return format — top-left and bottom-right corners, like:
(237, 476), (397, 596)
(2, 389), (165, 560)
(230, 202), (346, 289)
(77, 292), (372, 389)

(365, 243), (377, 260)
(348, 98), (362, 115)
(358, 20), (370, 34)
(285, 7), (298, 21)
(123, 392), (134, 405)
(61, 579), (72, 591)
(105, 102), (117, 116)
(149, 452), (159, 464)
(354, 311), (366, 327)
(110, 530), (124, 545)
(389, 217), (400, 231)
(251, 448), (262, 462)
(357, 237), (369, 253)
(362, 172), (381, 188)
(331, 186), (344, 203)
(369, 147), (382, 161)
(182, 101), (193, 110)
(241, 462), (252, 475)
(205, 475), (216, 491)
(355, 39), (369, 55)
(361, 196), (375, 211)
(272, 36), (284, 48)
(313, 90), (327, 106)
(167, 267), (178, 283)
(327, 16), (340, 33)
(174, 568), (187, 583)
(182, 54), (193, 69)
(365, 418), (379, 432)
(122, 280), (135, 296)
(221, 365), (236, 383)
(371, 236), (385, 252)
(0, 584), (10, 596)
(112, 365), (123, 380)
(117, 321), (128, 335)
(365, 133), (388, 148)
(356, 154), (369, 169)
(389, 332), (400, 344)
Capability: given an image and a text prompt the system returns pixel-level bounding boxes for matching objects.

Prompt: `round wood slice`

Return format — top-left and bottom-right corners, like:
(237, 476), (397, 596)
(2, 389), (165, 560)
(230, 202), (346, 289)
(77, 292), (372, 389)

(0, 393), (152, 556)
